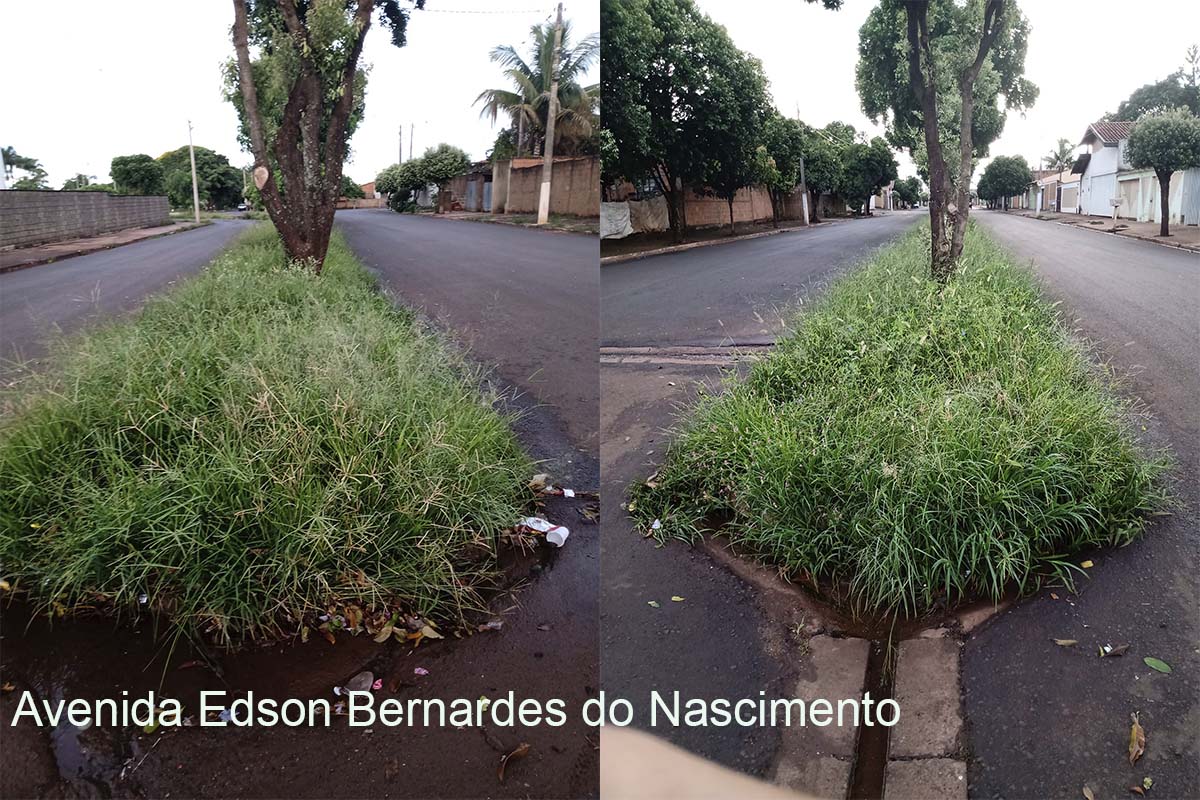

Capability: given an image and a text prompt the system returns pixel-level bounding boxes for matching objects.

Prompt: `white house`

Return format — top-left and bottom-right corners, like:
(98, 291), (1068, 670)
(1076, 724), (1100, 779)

(1074, 120), (1200, 225)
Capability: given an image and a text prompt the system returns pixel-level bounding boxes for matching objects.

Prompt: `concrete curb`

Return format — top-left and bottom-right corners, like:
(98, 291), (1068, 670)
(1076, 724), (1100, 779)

(413, 211), (598, 237)
(0, 221), (214, 275)
(600, 221), (835, 265)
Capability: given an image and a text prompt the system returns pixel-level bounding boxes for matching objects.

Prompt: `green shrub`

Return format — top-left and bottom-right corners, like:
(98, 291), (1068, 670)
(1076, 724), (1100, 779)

(631, 224), (1166, 615)
(0, 226), (530, 644)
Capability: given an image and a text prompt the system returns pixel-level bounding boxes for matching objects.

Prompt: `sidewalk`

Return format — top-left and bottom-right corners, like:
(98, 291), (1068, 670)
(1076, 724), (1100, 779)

(600, 219), (835, 265)
(1007, 208), (1200, 252)
(0, 221), (210, 273)
(427, 210), (598, 235)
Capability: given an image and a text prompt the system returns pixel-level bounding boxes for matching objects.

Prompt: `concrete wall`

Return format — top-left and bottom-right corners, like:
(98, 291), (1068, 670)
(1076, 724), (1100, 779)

(502, 156), (599, 217)
(335, 197), (386, 209)
(1, 190), (170, 249)
(684, 185), (809, 228)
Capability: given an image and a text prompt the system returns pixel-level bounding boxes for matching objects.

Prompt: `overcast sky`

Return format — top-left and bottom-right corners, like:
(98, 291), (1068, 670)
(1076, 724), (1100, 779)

(2, 1), (598, 189)
(694, 0), (1199, 186)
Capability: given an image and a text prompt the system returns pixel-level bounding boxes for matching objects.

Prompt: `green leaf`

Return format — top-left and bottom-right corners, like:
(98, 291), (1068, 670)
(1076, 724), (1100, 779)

(1143, 657), (1172, 673)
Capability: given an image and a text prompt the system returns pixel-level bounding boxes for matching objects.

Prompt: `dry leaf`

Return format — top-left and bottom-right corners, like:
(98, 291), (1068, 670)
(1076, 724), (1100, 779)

(671, 596), (685, 602)
(1129, 712), (1145, 766)
(497, 742), (531, 783)
(1, 682), (15, 693)
(419, 624), (443, 640)
(1083, 785), (1095, 800)
(1100, 644), (1131, 658)
(373, 624), (394, 643)
(1130, 786), (1144, 796)
(1054, 639), (1078, 647)
(1081, 560), (1094, 569)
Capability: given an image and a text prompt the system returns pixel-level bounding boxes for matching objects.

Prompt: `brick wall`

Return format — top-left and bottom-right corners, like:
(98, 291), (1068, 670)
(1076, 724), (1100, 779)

(0, 191), (171, 249)
(502, 156), (599, 217)
(684, 185), (810, 228)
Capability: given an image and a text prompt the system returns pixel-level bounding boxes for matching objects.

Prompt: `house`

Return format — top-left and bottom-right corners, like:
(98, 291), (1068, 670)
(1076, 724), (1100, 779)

(1074, 120), (1200, 225)
(1033, 168), (1079, 213)
(361, 181), (379, 199)
(442, 160), (494, 212)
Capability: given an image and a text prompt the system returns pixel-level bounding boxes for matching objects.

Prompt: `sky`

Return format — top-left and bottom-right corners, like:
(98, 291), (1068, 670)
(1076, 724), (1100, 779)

(693, 0), (1199, 187)
(1, 1), (598, 189)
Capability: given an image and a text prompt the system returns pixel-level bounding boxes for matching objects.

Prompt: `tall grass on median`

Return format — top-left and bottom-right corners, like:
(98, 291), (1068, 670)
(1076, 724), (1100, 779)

(631, 224), (1167, 615)
(0, 225), (531, 644)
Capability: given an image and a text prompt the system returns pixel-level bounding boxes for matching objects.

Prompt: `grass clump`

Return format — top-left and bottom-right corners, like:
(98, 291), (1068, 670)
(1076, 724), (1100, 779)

(0, 225), (531, 644)
(632, 224), (1166, 615)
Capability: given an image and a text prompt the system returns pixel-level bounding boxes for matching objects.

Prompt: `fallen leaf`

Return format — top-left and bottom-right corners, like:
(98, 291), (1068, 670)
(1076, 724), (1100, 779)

(1050, 592), (1060, 600)
(1054, 639), (1078, 647)
(0, 579), (10, 592)
(1101, 644), (1131, 658)
(300, 625), (310, 643)
(1129, 712), (1145, 766)
(373, 624), (394, 643)
(671, 596), (685, 602)
(320, 628), (336, 645)
(1081, 560), (1094, 569)
(344, 605), (363, 631)
(1143, 657), (1172, 674)
(419, 624), (444, 640)
(647, 600), (660, 608)
(528, 473), (552, 491)
(1083, 785), (1095, 800)
(497, 742), (531, 783)
(1, 682), (15, 693)
(1143, 777), (1153, 790)
(537, 624), (552, 631)
(1130, 786), (1144, 796)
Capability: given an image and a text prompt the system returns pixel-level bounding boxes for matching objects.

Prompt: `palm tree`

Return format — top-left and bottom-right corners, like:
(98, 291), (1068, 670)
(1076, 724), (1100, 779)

(1045, 138), (1075, 212)
(475, 21), (599, 158)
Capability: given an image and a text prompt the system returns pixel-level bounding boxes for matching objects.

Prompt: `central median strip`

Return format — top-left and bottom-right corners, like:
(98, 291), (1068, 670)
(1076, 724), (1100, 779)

(0, 224), (533, 646)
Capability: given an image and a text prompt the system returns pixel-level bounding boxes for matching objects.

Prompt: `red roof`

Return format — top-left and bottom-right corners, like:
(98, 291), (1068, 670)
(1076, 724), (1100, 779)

(1082, 121), (1135, 146)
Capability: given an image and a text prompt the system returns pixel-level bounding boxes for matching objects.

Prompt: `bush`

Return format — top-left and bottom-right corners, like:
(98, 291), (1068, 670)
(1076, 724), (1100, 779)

(631, 224), (1166, 615)
(0, 226), (531, 644)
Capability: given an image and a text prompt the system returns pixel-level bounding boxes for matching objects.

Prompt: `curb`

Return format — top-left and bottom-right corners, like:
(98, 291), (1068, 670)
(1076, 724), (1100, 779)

(600, 221), (834, 265)
(409, 211), (598, 237)
(0, 221), (215, 275)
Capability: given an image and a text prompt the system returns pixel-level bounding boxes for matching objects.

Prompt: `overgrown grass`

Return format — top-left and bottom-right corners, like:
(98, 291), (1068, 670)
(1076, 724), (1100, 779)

(631, 224), (1166, 615)
(0, 226), (531, 644)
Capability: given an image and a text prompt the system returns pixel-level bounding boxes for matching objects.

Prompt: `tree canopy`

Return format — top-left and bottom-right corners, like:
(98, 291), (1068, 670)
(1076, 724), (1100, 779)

(977, 154), (1032, 206)
(839, 137), (899, 213)
(1125, 109), (1200, 235)
(157, 146), (242, 209)
(111, 154), (166, 196)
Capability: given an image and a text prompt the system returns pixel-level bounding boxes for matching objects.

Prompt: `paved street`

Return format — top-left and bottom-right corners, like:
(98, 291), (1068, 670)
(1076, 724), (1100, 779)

(602, 211), (921, 347)
(965, 212), (1199, 798)
(337, 209), (599, 455)
(599, 213), (920, 778)
(0, 220), (249, 367)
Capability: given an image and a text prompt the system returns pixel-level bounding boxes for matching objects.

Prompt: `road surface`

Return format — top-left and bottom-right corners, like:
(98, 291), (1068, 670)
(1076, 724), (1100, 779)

(0, 220), (250, 367)
(602, 212), (921, 347)
(337, 210), (599, 454)
(599, 212), (921, 773)
(965, 211), (1199, 798)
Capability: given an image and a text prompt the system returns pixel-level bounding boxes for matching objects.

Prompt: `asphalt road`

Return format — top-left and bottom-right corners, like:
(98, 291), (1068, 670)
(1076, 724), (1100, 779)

(337, 210), (599, 454)
(965, 212), (1199, 799)
(602, 211), (922, 347)
(599, 214), (920, 775)
(0, 220), (250, 368)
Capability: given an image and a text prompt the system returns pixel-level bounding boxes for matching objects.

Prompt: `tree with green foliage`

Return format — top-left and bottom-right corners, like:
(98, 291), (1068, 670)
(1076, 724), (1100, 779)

(227, 0), (425, 272)
(893, 175), (922, 207)
(61, 174), (96, 191)
(857, 0), (1038, 281)
(760, 114), (806, 227)
(157, 146), (242, 209)
(2, 146), (41, 182)
(1125, 109), (1200, 237)
(838, 137), (898, 214)
(419, 144), (471, 211)
(487, 128), (518, 164)
(475, 20), (598, 158)
(797, 122), (849, 222)
(339, 175), (365, 199)
(978, 155), (1031, 209)
(598, 128), (620, 201)
(695, 45), (771, 236)
(376, 158), (429, 211)
(111, 154), (166, 196)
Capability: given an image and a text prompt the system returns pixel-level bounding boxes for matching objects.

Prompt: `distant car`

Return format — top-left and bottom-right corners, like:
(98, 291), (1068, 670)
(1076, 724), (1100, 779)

(237, 203), (248, 212)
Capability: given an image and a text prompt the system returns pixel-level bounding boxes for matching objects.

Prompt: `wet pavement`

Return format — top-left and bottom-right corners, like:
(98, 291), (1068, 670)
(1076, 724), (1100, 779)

(964, 212), (1200, 799)
(598, 213), (921, 782)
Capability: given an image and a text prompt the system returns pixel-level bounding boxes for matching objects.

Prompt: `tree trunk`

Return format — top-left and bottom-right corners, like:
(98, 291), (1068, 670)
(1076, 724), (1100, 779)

(770, 191), (780, 228)
(1055, 184), (1062, 213)
(1158, 170), (1171, 236)
(809, 187), (821, 222)
(728, 197), (736, 236)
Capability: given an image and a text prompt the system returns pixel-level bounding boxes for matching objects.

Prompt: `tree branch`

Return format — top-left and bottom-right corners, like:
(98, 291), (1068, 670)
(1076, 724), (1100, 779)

(322, 0), (374, 197)
(231, 0), (286, 221)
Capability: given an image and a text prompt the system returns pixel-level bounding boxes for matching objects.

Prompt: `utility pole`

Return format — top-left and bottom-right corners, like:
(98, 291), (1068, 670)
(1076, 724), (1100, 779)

(409, 122), (414, 161)
(399, 125), (404, 164)
(537, 2), (563, 225)
(187, 120), (201, 223)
